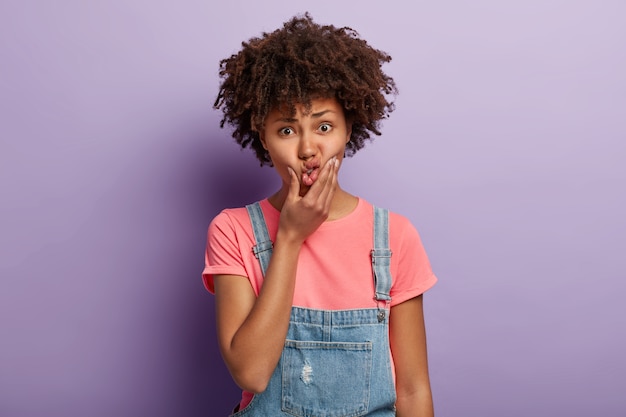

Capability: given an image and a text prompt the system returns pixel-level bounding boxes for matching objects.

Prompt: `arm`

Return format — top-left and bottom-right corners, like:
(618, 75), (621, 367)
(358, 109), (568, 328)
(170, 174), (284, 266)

(213, 158), (339, 393)
(390, 294), (434, 417)
(213, 232), (300, 393)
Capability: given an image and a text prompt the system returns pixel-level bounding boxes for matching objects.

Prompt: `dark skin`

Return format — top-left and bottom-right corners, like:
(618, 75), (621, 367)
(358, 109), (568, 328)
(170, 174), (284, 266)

(213, 98), (433, 416)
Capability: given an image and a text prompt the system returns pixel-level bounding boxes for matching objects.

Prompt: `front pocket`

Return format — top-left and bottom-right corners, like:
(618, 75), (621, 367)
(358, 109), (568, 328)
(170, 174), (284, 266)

(281, 339), (373, 417)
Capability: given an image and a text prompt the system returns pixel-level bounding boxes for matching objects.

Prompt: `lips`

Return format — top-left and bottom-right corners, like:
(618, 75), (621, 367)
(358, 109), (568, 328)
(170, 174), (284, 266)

(301, 160), (321, 186)
(304, 160), (320, 172)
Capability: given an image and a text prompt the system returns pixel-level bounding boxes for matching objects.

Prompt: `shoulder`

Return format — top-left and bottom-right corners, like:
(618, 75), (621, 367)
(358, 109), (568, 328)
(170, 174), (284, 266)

(208, 199), (280, 240)
(366, 203), (424, 250)
(210, 206), (248, 228)
(208, 204), (255, 240)
(364, 201), (418, 234)
(389, 211), (419, 239)
(353, 199), (416, 230)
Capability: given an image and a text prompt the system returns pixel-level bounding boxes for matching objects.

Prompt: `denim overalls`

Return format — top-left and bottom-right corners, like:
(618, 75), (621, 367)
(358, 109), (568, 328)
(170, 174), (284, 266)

(231, 202), (396, 416)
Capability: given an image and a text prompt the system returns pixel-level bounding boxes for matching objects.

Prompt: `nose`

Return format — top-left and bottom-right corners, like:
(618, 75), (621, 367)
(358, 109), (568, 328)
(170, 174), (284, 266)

(298, 132), (316, 160)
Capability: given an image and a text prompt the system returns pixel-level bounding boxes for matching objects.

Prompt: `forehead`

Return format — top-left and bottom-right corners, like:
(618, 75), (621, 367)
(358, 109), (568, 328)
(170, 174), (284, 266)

(267, 97), (344, 119)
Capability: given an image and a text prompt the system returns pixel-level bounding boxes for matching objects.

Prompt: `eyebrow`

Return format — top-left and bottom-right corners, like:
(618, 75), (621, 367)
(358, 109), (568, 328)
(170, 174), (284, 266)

(311, 109), (334, 118)
(271, 109), (335, 123)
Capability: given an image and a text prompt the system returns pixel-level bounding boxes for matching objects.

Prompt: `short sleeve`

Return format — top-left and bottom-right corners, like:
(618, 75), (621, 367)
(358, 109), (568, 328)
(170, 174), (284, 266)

(389, 214), (437, 306)
(202, 211), (248, 293)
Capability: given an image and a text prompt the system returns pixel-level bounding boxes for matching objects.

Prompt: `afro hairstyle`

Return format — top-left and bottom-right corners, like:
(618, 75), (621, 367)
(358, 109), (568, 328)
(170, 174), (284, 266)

(214, 12), (398, 166)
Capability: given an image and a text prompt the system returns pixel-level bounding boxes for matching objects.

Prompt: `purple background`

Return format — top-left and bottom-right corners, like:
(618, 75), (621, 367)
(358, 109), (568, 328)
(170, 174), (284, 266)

(1, 1), (625, 416)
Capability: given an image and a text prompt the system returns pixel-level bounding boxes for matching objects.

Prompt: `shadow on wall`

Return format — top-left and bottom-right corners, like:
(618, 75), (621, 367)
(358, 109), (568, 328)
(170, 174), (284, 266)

(180, 132), (276, 416)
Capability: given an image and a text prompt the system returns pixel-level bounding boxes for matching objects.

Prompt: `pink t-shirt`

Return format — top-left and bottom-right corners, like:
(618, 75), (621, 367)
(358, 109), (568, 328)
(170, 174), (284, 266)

(203, 198), (437, 409)
(203, 197), (436, 308)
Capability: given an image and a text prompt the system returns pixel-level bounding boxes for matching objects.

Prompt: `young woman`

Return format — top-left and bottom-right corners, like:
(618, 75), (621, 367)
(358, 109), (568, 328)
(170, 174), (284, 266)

(203, 13), (438, 416)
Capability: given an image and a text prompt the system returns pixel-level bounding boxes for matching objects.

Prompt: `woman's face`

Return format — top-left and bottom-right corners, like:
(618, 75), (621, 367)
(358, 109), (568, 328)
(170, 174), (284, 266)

(260, 97), (351, 196)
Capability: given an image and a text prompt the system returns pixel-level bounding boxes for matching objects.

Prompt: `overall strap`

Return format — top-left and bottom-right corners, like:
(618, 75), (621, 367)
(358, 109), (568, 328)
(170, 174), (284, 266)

(246, 202), (273, 277)
(372, 206), (392, 321)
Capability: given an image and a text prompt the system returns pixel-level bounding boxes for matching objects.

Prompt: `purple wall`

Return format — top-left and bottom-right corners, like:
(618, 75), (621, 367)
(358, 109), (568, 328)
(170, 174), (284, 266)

(1, 1), (625, 416)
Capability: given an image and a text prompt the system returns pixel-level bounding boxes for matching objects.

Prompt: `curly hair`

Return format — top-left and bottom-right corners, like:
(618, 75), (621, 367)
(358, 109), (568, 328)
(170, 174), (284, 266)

(214, 12), (398, 166)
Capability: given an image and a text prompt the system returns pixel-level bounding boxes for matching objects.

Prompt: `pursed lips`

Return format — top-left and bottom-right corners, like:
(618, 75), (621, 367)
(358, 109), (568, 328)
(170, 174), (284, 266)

(301, 159), (321, 186)
(304, 159), (320, 174)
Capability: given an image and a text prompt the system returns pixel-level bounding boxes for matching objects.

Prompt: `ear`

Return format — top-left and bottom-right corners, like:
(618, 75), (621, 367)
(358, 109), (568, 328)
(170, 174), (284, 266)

(259, 131), (268, 150)
(345, 124), (352, 143)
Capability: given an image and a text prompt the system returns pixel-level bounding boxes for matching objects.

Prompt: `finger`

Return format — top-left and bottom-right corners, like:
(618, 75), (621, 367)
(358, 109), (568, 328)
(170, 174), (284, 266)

(286, 167), (300, 201)
(310, 156), (338, 205)
(322, 158), (339, 208)
(301, 157), (335, 201)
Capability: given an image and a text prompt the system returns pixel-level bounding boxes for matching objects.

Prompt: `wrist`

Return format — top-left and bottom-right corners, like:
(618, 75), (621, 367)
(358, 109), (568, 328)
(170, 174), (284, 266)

(274, 229), (306, 249)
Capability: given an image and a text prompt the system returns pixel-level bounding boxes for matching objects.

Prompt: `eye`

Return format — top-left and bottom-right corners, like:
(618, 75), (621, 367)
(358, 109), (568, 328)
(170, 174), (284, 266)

(279, 127), (294, 136)
(318, 123), (332, 133)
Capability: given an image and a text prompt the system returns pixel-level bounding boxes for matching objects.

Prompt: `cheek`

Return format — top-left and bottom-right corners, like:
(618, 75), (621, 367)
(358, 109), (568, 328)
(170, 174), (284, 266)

(266, 146), (296, 170)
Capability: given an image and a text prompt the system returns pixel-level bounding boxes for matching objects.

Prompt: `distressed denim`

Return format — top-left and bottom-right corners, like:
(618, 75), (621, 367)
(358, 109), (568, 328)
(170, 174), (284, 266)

(231, 203), (395, 416)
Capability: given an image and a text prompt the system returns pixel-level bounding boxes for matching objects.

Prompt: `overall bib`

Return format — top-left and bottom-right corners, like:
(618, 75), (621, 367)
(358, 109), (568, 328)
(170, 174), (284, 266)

(231, 202), (396, 416)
